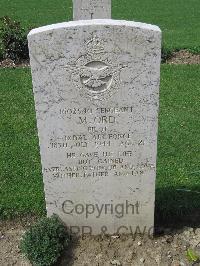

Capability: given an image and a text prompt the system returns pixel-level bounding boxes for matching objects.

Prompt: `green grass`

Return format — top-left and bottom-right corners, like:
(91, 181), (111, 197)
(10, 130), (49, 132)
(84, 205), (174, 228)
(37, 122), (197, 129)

(0, 65), (200, 225)
(0, 68), (45, 218)
(0, 0), (200, 51)
(156, 65), (200, 225)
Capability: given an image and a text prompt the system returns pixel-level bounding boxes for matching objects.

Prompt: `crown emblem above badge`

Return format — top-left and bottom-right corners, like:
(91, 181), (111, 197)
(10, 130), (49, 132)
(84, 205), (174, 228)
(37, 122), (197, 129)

(86, 35), (104, 54)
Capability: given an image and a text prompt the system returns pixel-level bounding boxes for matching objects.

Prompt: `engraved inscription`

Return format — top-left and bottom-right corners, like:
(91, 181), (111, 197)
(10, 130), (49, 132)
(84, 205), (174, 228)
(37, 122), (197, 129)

(45, 104), (156, 181)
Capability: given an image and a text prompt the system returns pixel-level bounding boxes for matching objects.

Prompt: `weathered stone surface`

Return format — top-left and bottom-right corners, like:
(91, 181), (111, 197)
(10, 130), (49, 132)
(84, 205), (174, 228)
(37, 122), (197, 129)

(28, 19), (161, 234)
(73, 0), (111, 20)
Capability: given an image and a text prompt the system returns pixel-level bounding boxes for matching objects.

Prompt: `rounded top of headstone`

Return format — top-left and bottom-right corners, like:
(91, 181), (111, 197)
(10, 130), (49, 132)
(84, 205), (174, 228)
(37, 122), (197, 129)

(28, 19), (161, 37)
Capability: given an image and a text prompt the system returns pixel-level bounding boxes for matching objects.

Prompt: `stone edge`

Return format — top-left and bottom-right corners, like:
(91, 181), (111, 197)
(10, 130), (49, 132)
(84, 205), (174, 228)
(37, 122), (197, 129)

(28, 19), (161, 37)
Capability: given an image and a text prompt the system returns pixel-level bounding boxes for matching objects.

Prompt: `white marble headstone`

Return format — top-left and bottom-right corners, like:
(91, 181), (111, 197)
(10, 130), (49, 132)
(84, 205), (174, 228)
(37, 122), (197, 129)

(73, 0), (111, 20)
(28, 19), (161, 235)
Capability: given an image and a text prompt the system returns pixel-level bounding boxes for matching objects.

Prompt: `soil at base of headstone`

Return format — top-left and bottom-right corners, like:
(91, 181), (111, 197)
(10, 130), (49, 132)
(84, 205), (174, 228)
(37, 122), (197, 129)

(166, 50), (200, 65)
(1, 219), (200, 266)
(0, 59), (29, 68)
